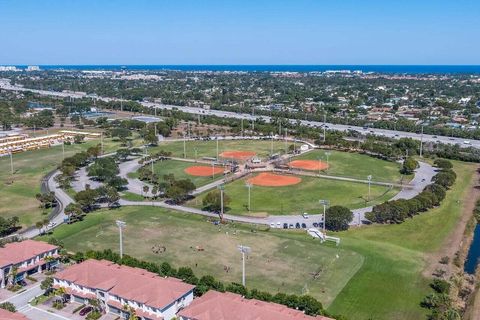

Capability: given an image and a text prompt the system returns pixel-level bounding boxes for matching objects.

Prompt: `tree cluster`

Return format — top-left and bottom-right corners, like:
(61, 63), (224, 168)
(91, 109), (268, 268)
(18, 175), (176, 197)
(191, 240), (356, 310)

(366, 160), (454, 224)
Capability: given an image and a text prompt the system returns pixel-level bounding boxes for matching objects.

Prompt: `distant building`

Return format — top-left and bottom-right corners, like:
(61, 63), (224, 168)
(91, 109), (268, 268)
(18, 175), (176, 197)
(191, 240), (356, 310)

(0, 308), (28, 320)
(178, 290), (334, 320)
(26, 65), (41, 72)
(0, 240), (59, 288)
(53, 259), (195, 320)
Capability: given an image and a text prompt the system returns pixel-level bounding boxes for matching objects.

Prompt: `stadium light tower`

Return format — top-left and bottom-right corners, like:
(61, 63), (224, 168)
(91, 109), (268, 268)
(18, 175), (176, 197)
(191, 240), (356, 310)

(325, 151), (331, 172)
(217, 184), (225, 221)
(367, 175), (373, 201)
(319, 199), (330, 233)
(116, 220), (127, 258)
(9, 151), (14, 175)
(237, 245), (251, 286)
(245, 182), (253, 211)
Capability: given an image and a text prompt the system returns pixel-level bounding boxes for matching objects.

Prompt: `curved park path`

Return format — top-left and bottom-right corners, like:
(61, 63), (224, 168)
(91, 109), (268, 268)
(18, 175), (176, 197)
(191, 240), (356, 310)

(21, 139), (437, 239)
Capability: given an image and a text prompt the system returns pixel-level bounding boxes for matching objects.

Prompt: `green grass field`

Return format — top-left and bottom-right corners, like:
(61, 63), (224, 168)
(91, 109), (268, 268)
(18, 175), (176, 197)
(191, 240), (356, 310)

(150, 139), (287, 160)
(129, 159), (225, 187)
(294, 149), (405, 183)
(189, 174), (398, 216)
(327, 160), (477, 319)
(40, 206), (363, 307)
(35, 154), (477, 320)
(0, 136), (138, 227)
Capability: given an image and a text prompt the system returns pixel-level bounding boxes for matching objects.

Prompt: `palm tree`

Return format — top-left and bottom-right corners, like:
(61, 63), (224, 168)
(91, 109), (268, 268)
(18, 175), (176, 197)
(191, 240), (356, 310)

(123, 304), (137, 320)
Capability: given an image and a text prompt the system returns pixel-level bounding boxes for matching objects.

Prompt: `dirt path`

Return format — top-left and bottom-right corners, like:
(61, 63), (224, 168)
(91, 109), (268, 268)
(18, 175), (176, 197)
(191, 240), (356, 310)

(422, 166), (480, 278)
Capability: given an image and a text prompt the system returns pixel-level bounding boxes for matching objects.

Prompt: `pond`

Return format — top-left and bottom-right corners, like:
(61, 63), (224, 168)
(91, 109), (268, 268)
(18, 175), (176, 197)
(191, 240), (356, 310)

(464, 224), (480, 274)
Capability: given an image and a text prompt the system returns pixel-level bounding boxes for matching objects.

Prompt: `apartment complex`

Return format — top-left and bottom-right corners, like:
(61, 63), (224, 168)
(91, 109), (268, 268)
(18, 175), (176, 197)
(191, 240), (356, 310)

(0, 240), (59, 288)
(53, 259), (195, 320)
(178, 290), (334, 320)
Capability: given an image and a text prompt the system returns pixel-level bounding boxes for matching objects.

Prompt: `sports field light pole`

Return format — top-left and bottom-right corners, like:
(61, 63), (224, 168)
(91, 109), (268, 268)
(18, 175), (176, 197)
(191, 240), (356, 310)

(116, 220), (126, 259)
(325, 151), (331, 172)
(218, 184), (225, 221)
(319, 200), (330, 233)
(9, 151), (14, 175)
(270, 132), (274, 155)
(317, 157), (322, 176)
(216, 137), (219, 160)
(323, 111), (326, 143)
(367, 175), (372, 201)
(237, 245), (251, 287)
(284, 128), (288, 153)
(211, 161), (216, 180)
(419, 123), (424, 158)
(245, 182), (253, 211)
(183, 133), (187, 159)
(194, 148), (198, 162)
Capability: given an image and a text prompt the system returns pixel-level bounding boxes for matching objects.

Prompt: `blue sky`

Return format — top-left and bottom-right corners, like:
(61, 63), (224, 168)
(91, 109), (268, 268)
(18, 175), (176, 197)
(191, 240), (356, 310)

(0, 0), (479, 65)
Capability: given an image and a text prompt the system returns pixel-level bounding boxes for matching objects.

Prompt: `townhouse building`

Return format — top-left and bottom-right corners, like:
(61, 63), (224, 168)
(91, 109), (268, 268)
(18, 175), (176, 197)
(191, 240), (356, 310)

(0, 240), (59, 288)
(53, 259), (195, 320)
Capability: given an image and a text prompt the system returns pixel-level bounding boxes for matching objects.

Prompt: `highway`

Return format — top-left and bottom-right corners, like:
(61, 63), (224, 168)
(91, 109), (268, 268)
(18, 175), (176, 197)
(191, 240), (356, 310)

(1, 80), (480, 149)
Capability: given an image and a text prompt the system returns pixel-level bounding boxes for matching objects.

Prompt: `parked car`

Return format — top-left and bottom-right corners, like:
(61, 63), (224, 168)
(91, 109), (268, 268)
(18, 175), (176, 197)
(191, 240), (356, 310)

(313, 222), (319, 228)
(270, 223), (275, 228)
(18, 279), (27, 287)
(283, 223), (288, 229)
(302, 213), (309, 219)
(289, 224), (294, 229)
(295, 222), (301, 229)
(301, 223), (307, 229)
(79, 306), (93, 316)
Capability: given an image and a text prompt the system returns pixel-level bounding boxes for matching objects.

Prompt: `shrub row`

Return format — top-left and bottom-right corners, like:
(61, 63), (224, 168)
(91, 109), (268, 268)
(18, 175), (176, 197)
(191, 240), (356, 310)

(366, 161), (455, 224)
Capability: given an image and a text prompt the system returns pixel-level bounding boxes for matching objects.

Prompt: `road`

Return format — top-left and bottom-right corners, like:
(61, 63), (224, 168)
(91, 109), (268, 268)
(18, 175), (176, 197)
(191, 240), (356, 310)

(1, 80), (479, 149)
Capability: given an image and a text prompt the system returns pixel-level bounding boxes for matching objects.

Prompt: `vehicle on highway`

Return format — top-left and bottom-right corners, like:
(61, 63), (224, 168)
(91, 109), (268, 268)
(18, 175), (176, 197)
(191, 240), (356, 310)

(464, 140), (471, 145)
(79, 306), (93, 316)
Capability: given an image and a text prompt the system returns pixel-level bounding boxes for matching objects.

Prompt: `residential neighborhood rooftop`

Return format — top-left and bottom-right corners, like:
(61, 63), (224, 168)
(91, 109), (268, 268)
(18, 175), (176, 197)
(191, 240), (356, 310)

(178, 290), (334, 320)
(54, 259), (195, 310)
(0, 240), (58, 268)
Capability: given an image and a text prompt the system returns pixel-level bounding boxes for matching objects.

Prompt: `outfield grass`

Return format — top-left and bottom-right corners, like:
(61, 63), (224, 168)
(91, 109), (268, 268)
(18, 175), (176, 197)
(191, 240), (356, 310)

(129, 159), (225, 187)
(150, 139), (287, 160)
(327, 160), (478, 319)
(294, 149), (405, 183)
(0, 136), (137, 227)
(189, 174), (398, 216)
(40, 206), (364, 306)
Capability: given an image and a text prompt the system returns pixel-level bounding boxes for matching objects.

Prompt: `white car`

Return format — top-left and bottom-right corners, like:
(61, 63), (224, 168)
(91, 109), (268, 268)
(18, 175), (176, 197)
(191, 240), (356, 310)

(302, 213), (309, 219)
(270, 223), (275, 228)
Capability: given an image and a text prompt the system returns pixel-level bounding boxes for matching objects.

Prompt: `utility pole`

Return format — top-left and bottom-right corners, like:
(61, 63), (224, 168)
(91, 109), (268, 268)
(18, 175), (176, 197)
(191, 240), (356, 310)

(245, 183), (253, 211)
(319, 200), (330, 233)
(367, 175), (372, 201)
(419, 124), (424, 157)
(116, 220), (126, 258)
(218, 185), (225, 221)
(318, 157), (322, 175)
(237, 245), (251, 287)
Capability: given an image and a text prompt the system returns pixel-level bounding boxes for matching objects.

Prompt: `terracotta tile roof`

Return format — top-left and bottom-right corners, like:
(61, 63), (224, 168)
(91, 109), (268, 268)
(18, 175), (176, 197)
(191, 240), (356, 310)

(0, 309), (28, 320)
(0, 240), (58, 268)
(54, 259), (194, 310)
(178, 291), (334, 320)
